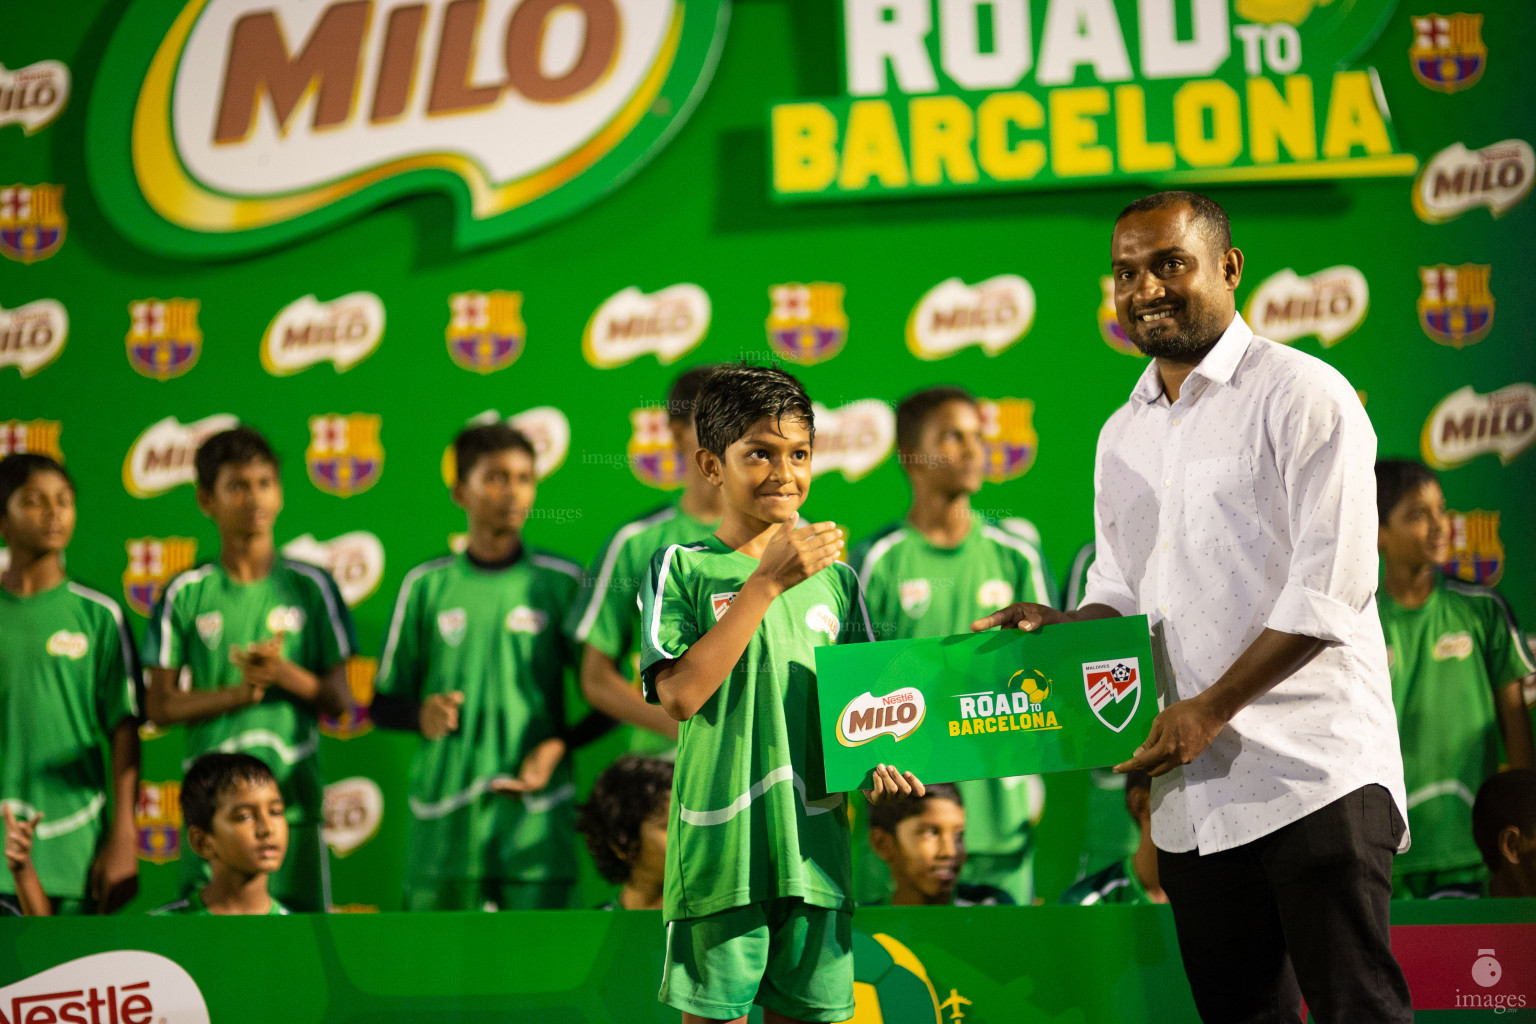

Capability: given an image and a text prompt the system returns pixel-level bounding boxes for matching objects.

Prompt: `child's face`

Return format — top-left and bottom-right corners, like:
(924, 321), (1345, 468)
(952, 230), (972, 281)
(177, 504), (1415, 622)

(1379, 481), (1449, 566)
(198, 459), (283, 538)
(628, 798), (669, 884)
(192, 779), (288, 877)
(879, 798), (967, 902)
(454, 448), (535, 534)
(0, 470), (75, 556)
(906, 400), (985, 497)
(705, 415), (812, 526)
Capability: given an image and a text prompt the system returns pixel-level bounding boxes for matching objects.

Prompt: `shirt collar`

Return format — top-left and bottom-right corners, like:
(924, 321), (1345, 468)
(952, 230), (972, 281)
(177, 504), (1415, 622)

(1130, 312), (1254, 404)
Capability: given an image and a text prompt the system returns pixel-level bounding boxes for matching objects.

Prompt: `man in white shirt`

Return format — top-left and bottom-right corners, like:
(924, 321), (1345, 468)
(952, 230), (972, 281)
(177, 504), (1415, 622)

(976, 191), (1412, 1023)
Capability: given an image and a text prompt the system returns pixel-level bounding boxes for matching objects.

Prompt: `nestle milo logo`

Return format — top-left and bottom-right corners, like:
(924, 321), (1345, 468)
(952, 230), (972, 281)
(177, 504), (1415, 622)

(0, 950), (210, 1024)
(839, 688), (926, 747)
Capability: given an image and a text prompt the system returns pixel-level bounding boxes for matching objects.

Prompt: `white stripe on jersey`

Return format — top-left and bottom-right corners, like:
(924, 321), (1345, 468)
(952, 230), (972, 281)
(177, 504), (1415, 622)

(530, 553), (582, 580)
(1066, 542), (1097, 613)
(68, 582), (141, 718)
(980, 524), (1049, 604)
(572, 507), (678, 642)
(283, 559), (353, 659)
(409, 777), (575, 819)
(1406, 778), (1476, 809)
(647, 543), (709, 660)
(832, 560), (876, 640)
(180, 729), (319, 770)
(33, 792), (106, 839)
(154, 564), (217, 668)
(378, 557), (456, 685)
(1445, 579), (1536, 676)
(856, 528), (906, 597)
(677, 764), (842, 827)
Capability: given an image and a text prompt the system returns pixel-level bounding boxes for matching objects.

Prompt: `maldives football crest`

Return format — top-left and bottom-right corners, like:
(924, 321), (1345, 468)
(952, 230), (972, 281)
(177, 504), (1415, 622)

(1083, 658), (1141, 733)
(1410, 13), (1486, 93)
(1442, 509), (1503, 586)
(978, 398), (1037, 482)
(307, 413), (383, 496)
(446, 291), (524, 373)
(123, 537), (198, 617)
(0, 183), (65, 263)
(628, 406), (685, 489)
(1418, 264), (1493, 348)
(767, 283), (847, 365)
(127, 298), (202, 379)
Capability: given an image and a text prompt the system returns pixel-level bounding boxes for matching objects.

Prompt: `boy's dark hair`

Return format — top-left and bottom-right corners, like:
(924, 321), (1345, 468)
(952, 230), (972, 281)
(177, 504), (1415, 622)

(1472, 768), (1536, 872)
(868, 782), (963, 835)
(1117, 190), (1232, 255)
(693, 363), (815, 457)
(195, 427), (279, 492)
(576, 755), (673, 884)
(0, 453), (73, 511)
(667, 364), (725, 423)
(454, 422), (537, 480)
(1375, 459), (1440, 525)
(181, 752), (278, 833)
(896, 386), (977, 454)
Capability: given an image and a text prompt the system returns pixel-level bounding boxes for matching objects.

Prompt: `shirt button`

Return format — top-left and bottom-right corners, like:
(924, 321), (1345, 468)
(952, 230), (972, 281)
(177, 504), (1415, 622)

(1172, 417), (1181, 426)
(1159, 605), (1170, 615)
(1163, 478), (1172, 488)
(1161, 542), (1169, 550)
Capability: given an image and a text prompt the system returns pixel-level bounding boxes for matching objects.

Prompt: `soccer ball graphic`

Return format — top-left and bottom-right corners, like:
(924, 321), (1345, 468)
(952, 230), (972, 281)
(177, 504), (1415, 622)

(1111, 664), (1132, 683)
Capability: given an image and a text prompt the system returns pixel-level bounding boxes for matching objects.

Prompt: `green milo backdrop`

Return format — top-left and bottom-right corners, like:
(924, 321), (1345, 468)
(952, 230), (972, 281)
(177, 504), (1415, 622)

(1, 0), (1532, 916)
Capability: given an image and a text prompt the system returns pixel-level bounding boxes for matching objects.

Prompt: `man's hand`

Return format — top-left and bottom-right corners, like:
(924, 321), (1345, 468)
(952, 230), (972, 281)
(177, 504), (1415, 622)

(1114, 694), (1227, 777)
(89, 836), (139, 914)
(971, 602), (1072, 633)
(490, 737), (567, 795)
(3, 806), (40, 872)
(862, 764), (925, 805)
(420, 691), (465, 740)
(751, 522), (843, 596)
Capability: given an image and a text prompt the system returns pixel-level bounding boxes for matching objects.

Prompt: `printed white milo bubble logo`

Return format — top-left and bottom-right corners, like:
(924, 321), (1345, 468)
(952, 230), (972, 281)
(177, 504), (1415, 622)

(839, 688), (926, 747)
(123, 414), (240, 498)
(906, 274), (1035, 360)
(0, 60), (71, 135)
(811, 399), (894, 481)
(261, 292), (385, 375)
(445, 407), (571, 484)
(0, 950), (210, 1023)
(1413, 139), (1534, 223)
(0, 298), (68, 377)
(283, 531), (385, 607)
(1421, 383), (1536, 470)
(323, 776), (383, 857)
(805, 603), (842, 642)
(1245, 266), (1368, 347)
(583, 284), (710, 368)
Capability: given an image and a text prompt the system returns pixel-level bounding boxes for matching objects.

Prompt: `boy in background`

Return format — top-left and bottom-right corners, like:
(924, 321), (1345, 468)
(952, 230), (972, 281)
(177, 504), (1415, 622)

(1058, 770), (1167, 906)
(865, 784), (1013, 907)
(150, 753), (290, 915)
(0, 453), (140, 915)
(144, 427), (355, 913)
(576, 754), (672, 910)
(851, 387), (1053, 905)
(1375, 459), (1535, 898)
(641, 363), (923, 1024)
(1472, 768), (1536, 899)
(372, 423), (583, 911)
(566, 365), (721, 757)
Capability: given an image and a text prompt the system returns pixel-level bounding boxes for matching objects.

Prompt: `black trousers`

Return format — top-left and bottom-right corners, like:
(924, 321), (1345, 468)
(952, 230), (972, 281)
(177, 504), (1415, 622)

(1157, 784), (1413, 1024)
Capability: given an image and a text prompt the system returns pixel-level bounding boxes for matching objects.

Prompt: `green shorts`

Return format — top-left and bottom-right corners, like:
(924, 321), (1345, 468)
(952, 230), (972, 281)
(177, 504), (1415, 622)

(402, 879), (572, 912)
(660, 898), (854, 1022)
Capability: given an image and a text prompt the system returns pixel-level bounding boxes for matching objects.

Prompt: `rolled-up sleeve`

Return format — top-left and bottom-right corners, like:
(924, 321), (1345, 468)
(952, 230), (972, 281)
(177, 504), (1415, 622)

(1081, 428), (1139, 617)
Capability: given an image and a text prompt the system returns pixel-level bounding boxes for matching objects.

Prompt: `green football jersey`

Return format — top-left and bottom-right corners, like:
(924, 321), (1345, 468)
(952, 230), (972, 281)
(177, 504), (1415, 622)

(563, 501), (716, 756)
(639, 535), (871, 921)
(0, 580), (140, 900)
(149, 890), (290, 915)
(375, 549), (581, 886)
(1058, 857), (1151, 906)
(1061, 541), (1096, 613)
(1380, 575), (1535, 875)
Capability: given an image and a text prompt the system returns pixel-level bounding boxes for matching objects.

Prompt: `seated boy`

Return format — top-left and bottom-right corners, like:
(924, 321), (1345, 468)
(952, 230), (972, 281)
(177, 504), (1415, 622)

(4, 805), (50, 916)
(865, 783), (1013, 907)
(640, 363), (923, 1024)
(144, 427), (355, 912)
(1375, 460), (1536, 898)
(1472, 768), (1536, 899)
(372, 423), (585, 911)
(1058, 770), (1167, 905)
(0, 453), (141, 916)
(151, 752), (290, 915)
(576, 754), (673, 910)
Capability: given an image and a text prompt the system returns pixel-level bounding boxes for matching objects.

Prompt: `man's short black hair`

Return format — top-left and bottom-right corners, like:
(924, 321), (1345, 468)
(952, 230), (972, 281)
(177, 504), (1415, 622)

(1116, 190), (1232, 255)
(195, 427), (279, 492)
(868, 782), (963, 834)
(454, 421), (537, 481)
(1375, 459), (1440, 525)
(181, 752), (278, 833)
(0, 453), (73, 511)
(575, 755), (673, 885)
(1472, 768), (1536, 872)
(693, 363), (815, 457)
(667, 364), (725, 423)
(896, 386), (977, 453)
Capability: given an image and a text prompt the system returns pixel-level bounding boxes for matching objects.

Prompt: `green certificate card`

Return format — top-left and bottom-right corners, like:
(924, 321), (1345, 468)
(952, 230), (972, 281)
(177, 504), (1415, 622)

(815, 617), (1157, 792)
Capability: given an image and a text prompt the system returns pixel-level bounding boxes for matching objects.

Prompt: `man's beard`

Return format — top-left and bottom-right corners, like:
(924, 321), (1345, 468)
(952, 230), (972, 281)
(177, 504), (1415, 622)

(1124, 305), (1226, 360)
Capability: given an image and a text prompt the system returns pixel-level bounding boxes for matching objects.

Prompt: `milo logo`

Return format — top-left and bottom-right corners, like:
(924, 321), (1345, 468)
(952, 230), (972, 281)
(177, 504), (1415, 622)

(839, 688), (926, 747)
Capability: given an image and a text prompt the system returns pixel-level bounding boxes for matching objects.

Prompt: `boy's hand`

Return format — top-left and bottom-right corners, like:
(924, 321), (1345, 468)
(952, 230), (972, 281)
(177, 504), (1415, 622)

(90, 839), (139, 913)
(971, 602), (1071, 633)
(862, 764), (925, 805)
(420, 691), (465, 739)
(490, 737), (567, 795)
(752, 521), (844, 595)
(3, 806), (41, 872)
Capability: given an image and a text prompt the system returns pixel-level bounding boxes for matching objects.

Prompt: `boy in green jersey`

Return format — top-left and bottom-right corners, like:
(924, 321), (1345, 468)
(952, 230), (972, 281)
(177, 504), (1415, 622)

(0, 454), (141, 916)
(865, 784), (1013, 907)
(566, 365), (721, 757)
(640, 364), (923, 1024)
(1375, 460), (1535, 898)
(850, 387), (1053, 905)
(577, 754), (672, 910)
(372, 422), (585, 911)
(144, 428), (355, 913)
(150, 753), (290, 916)
(1057, 770), (1167, 906)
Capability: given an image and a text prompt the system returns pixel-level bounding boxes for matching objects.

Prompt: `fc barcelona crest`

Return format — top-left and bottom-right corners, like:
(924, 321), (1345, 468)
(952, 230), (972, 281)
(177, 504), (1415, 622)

(978, 398), (1038, 483)
(307, 413), (384, 497)
(1410, 13), (1486, 93)
(1097, 276), (1140, 357)
(122, 537), (197, 618)
(1082, 658), (1141, 733)
(0, 183), (65, 263)
(628, 406), (686, 490)
(446, 291), (524, 374)
(0, 418), (63, 461)
(321, 655), (377, 740)
(136, 781), (182, 864)
(1442, 509), (1504, 586)
(1417, 264), (1494, 348)
(767, 283), (848, 365)
(126, 298), (201, 380)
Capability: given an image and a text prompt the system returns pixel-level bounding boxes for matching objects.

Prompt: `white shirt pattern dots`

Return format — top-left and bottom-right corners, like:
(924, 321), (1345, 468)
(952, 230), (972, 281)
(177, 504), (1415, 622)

(1081, 313), (1408, 855)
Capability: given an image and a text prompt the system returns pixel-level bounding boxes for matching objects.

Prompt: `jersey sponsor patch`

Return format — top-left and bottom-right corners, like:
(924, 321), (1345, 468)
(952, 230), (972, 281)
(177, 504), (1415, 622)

(196, 611), (223, 649)
(977, 579), (1013, 608)
(1083, 658), (1140, 733)
(806, 603), (841, 642)
(899, 578), (931, 617)
(323, 776), (383, 857)
(505, 606), (548, 634)
(437, 608), (467, 646)
(266, 605), (306, 634)
(711, 591), (738, 621)
(1432, 631), (1474, 661)
(838, 687), (925, 746)
(45, 629), (88, 659)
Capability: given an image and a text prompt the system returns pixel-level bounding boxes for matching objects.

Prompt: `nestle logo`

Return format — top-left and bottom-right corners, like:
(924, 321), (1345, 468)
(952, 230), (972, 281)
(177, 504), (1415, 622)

(0, 952), (209, 1024)
(2, 981), (152, 1024)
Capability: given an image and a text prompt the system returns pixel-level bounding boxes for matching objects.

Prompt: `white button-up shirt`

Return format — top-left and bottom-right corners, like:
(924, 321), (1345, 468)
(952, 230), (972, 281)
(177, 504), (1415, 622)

(1082, 313), (1408, 855)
